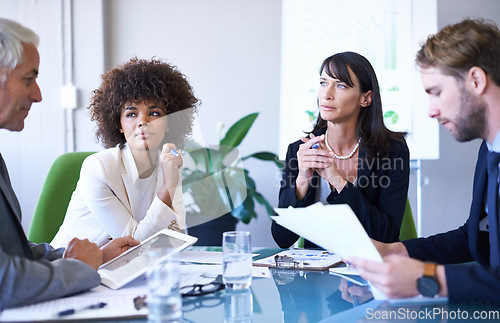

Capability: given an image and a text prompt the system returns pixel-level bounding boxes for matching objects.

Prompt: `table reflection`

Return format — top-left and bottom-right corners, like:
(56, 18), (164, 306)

(224, 288), (253, 323)
(272, 268), (373, 322)
(338, 278), (374, 306)
(183, 293), (223, 313)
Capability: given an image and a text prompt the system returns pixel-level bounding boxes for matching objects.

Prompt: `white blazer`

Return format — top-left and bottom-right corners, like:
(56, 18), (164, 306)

(51, 145), (186, 248)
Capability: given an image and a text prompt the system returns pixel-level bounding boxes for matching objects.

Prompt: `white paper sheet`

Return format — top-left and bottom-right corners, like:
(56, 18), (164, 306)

(328, 267), (369, 286)
(180, 264), (271, 279)
(328, 266), (360, 276)
(253, 249), (341, 270)
(180, 250), (223, 264)
(252, 266), (272, 278)
(0, 283), (148, 322)
(272, 203), (386, 299)
(0, 264), (270, 322)
(179, 251), (258, 265)
(272, 203), (383, 263)
(0, 273), (210, 322)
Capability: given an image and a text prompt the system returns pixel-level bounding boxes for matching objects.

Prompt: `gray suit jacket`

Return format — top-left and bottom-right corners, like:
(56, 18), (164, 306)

(0, 154), (100, 309)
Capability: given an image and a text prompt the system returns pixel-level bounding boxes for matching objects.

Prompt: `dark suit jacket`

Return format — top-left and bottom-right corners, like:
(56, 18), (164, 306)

(404, 142), (500, 303)
(0, 154), (100, 309)
(271, 131), (410, 248)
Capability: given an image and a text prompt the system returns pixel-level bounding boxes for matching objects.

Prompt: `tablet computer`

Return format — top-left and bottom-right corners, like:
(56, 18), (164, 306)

(98, 229), (198, 289)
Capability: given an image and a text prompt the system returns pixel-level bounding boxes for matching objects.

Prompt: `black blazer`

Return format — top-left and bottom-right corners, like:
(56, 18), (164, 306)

(271, 131), (410, 248)
(404, 142), (500, 303)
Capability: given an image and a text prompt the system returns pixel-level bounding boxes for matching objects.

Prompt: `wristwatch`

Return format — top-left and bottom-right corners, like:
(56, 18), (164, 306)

(417, 262), (440, 297)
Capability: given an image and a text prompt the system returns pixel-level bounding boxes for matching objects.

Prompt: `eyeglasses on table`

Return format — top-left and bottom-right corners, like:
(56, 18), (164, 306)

(133, 281), (225, 310)
(181, 281), (225, 297)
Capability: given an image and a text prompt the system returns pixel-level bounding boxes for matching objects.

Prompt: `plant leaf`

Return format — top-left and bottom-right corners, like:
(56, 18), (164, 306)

(244, 171), (256, 191)
(185, 148), (209, 171)
(220, 113), (258, 152)
(243, 151), (285, 169)
(232, 197), (256, 224)
(180, 112), (282, 225)
(182, 171), (206, 189)
(254, 191), (275, 215)
(206, 148), (225, 174)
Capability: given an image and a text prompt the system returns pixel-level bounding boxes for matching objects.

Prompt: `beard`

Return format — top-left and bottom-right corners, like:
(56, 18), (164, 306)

(451, 87), (487, 142)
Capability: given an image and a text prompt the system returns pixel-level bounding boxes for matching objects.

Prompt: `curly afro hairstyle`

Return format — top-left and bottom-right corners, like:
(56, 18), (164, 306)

(89, 57), (199, 149)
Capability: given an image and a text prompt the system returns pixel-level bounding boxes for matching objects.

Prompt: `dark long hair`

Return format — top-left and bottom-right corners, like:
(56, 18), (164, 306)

(309, 51), (406, 158)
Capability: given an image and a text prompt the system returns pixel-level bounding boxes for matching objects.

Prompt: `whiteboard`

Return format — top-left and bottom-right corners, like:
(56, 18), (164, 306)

(279, 0), (439, 160)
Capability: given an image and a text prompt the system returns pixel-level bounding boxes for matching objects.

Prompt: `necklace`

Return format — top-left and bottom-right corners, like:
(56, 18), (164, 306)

(324, 130), (360, 160)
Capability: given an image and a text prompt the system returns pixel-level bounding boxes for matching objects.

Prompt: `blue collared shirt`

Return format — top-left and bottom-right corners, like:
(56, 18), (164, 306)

(482, 131), (500, 231)
(486, 131), (500, 154)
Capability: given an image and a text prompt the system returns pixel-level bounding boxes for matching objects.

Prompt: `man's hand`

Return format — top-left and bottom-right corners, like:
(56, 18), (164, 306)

(372, 240), (409, 257)
(63, 238), (103, 270)
(348, 255), (425, 298)
(101, 236), (140, 263)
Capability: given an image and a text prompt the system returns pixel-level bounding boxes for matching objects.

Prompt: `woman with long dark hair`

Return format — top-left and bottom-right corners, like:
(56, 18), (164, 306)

(272, 51), (410, 248)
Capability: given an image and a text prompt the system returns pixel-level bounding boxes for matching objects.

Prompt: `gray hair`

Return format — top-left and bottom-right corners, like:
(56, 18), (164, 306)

(0, 18), (39, 77)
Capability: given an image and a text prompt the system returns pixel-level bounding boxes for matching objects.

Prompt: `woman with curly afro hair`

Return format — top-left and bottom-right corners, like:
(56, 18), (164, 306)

(51, 57), (199, 248)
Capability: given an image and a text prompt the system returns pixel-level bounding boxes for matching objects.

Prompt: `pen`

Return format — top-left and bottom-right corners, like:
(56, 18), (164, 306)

(57, 302), (107, 317)
(169, 148), (179, 156)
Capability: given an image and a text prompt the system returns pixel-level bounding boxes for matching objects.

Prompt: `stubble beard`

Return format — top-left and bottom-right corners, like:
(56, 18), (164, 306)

(452, 87), (487, 143)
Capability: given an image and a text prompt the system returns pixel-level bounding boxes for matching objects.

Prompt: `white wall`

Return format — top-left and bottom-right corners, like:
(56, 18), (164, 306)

(1, 0), (66, 231)
(99, 0), (282, 246)
(3, 0), (282, 246)
(3, 0), (500, 246)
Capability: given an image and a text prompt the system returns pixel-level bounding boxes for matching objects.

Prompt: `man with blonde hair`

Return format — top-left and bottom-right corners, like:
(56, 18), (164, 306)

(351, 18), (500, 303)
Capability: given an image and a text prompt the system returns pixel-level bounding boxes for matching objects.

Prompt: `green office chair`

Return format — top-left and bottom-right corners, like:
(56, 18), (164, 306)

(399, 198), (417, 241)
(27, 152), (95, 244)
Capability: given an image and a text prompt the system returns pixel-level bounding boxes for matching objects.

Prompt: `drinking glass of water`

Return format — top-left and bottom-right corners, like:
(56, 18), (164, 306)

(222, 231), (252, 289)
(146, 248), (182, 323)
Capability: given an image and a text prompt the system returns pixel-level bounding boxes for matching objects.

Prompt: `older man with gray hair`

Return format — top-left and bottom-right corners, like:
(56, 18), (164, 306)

(0, 17), (138, 309)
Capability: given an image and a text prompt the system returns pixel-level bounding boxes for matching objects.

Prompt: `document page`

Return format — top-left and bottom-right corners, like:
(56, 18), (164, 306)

(253, 249), (342, 270)
(272, 203), (383, 263)
(272, 203), (386, 299)
(0, 284), (148, 322)
(179, 250), (258, 265)
(180, 250), (223, 264)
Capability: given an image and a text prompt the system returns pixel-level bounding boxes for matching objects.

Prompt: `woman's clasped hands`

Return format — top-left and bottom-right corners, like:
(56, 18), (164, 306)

(295, 134), (346, 199)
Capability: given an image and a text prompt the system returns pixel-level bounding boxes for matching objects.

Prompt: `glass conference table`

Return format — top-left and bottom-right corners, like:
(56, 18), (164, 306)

(109, 247), (500, 323)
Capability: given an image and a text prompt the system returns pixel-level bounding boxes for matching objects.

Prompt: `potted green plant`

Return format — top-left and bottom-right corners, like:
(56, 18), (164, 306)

(181, 112), (284, 245)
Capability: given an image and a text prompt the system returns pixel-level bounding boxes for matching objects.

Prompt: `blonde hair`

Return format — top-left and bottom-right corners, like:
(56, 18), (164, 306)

(416, 18), (500, 86)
